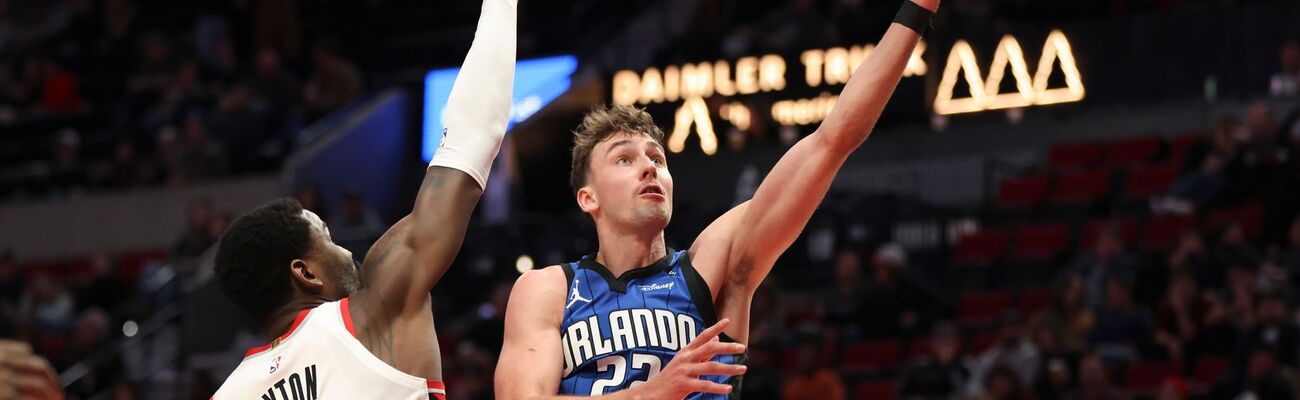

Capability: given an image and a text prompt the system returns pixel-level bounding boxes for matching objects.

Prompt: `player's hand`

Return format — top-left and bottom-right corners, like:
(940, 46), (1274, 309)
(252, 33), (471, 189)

(0, 340), (64, 400)
(638, 319), (747, 400)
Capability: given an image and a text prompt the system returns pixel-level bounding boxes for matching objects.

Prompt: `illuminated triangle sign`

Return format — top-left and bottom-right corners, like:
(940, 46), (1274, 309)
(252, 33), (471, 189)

(933, 30), (1084, 115)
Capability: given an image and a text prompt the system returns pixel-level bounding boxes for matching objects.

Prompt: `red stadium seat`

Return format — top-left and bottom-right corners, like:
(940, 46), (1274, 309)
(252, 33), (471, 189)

(1048, 142), (1103, 171)
(1124, 361), (1177, 392)
(996, 175), (1052, 208)
(1169, 134), (1205, 164)
(1021, 287), (1054, 315)
(841, 341), (901, 373)
(958, 291), (1014, 326)
(856, 380), (897, 400)
(1205, 202), (1264, 238)
(117, 248), (169, 283)
(1009, 224), (1071, 262)
(1193, 356), (1228, 386)
(1050, 170), (1111, 203)
(1140, 215), (1198, 250)
(951, 229), (1009, 266)
(1081, 218), (1139, 249)
(1123, 163), (1181, 198)
(970, 331), (1000, 355)
(907, 338), (932, 359)
(1103, 136), (1162, 167)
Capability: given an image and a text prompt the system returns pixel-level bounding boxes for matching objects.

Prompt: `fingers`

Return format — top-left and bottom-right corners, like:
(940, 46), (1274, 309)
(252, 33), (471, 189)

(689, 361), (747, 377)
(684, 319), (729, 350)
(0, 341), (63, 400)
(692, 340), (747, 363)
(686, 380), (735, 395)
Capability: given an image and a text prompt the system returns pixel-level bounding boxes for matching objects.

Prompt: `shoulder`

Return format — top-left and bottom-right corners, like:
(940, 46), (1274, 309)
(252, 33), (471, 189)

(506, 266), (568, 325)
(516, 265), (568, 290)
(511, 266), (568, 305)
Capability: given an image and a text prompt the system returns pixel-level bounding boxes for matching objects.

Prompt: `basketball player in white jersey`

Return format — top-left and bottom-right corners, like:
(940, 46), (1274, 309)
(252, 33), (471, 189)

(495, 0), (940, 398)
(210, 0), (517, 398)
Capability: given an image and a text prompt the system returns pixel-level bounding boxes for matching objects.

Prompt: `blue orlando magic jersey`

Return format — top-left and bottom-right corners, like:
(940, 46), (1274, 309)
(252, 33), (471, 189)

(558, 250), (745, 399)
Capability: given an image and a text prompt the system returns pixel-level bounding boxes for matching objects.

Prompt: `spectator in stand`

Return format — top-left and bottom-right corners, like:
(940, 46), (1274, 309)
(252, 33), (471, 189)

(303, 38), (362, 121)
(1233, 291), (1300, 369)
(154, 126), (184, 186)
(74, 254), (128, 316)
(176, 111), (229, 183)
(820, 250), (867, 341)
(105, 139), (153, 189)
(17, 274), (76, 335)
(1236, 103), (1296, 207)
(1157, 151), (1227, 213)
(250, 47), (301, 116)
(1281, 216), (1300, 285)
(1153, 272), (1205, 362)
(1213, 344), (1298, 400)
(329, 190), (386, 253)
(1088, 277), (1153, 364)
(780, 337), (845, 400)
(1063, 353), (1130, 400)
(1222, 263), (1259, 329)
(35, 55), (82, 114)
(1165, 231), (1217, 290)
(1033, 276), (1094, 353)
(0, 57), (39, 108)
(1058, 225), (1139, 309)
(47, 129), (88, 197)
(1214, 221), (1261, 275)
(967, 313), (1040, 398)
(1270, 41), (1300, 97)
(1030, 324), (1078, 400)
(173, 197), (215, 259)
(979, 366), (1026, 400)
(294, 183), (325, 216)
(898, 323), (970, 399)
(859, 243), (936, 340)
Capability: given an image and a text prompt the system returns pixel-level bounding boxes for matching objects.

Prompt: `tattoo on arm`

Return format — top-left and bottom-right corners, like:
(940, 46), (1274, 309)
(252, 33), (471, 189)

(353, 296), (399, 363)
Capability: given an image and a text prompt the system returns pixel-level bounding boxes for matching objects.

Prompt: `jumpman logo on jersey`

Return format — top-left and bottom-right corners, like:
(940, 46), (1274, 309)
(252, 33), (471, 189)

(565, 278), (592, 310)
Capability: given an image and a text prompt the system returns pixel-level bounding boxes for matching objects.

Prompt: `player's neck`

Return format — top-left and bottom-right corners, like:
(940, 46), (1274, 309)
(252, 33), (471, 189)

(261, 297), (327, 339)
(593, 228), (667, 277)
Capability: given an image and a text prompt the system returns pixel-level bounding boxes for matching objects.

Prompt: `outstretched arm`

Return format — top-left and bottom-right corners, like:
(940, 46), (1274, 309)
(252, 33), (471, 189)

(358, 0), (516, 309)
(692, 0), (938, 291)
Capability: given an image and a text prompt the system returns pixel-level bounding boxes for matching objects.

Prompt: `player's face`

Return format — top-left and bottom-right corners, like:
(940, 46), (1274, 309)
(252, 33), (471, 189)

(300, 210), (361, 299)
(582, 132), (674, 231)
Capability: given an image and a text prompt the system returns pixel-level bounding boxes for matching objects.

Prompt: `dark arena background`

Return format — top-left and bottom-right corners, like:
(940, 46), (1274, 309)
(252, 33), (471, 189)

(2, 0), (1300, 399)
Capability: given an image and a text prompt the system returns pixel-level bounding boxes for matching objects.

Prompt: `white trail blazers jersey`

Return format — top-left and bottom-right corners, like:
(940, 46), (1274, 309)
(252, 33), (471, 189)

(212, 298), (446, 400)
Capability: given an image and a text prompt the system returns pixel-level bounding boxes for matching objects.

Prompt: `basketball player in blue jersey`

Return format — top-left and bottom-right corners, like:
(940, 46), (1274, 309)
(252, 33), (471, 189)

(495, 0), (940, 398)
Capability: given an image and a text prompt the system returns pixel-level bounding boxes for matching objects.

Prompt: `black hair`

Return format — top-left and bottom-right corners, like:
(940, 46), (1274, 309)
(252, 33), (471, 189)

(214, 198), (314, 328)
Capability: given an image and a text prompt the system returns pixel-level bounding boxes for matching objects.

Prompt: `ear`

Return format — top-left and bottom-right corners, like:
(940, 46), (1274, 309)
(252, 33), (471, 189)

(576, 186), (599, 214)
(289, 259), (324, 293)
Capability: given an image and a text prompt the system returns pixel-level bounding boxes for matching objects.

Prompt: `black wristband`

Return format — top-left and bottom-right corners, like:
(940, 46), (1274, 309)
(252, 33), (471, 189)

(894, 0), (934, 36)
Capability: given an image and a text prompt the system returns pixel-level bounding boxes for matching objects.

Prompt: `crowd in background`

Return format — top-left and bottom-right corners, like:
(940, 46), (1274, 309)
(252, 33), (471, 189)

(0, 0), (364, 202)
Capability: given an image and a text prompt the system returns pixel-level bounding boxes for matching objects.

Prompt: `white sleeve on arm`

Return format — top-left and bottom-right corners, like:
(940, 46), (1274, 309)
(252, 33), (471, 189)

(429, 0), (517, 190)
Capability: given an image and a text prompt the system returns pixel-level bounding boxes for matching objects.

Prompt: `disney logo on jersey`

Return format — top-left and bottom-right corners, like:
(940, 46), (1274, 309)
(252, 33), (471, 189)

(637, 282), (675, 292)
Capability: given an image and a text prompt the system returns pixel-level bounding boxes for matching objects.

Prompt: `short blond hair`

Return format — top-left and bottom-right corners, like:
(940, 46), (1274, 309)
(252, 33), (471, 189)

(569, 105), (665, 193)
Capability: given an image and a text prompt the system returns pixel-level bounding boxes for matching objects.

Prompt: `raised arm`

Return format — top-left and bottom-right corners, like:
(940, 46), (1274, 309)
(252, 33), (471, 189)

(496, 267), (747, 400)
(359, 0), (516, 307)
(692, 0), (938, 291)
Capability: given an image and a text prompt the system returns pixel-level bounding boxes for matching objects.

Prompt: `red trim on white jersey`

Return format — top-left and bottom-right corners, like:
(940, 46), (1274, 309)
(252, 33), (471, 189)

(340, 297), (358, 337)
(243, 308), (311, 358)
(428, 380), (447, 400)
